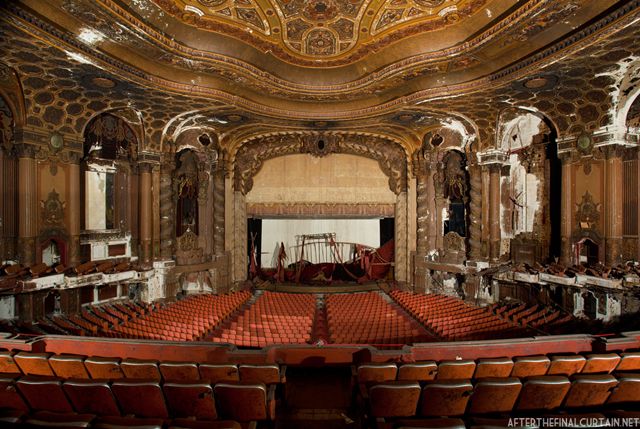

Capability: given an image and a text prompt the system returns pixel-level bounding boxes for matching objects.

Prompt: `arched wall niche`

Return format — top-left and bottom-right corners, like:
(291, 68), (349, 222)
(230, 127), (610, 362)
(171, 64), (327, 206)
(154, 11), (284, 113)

(80, 110), (140, 261)
(493, 107), (561, 264)
(170, 127), (223, 269)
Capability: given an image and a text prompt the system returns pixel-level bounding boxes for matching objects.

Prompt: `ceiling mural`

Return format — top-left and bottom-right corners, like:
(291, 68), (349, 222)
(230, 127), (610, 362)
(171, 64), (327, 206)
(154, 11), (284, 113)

(158, 0), (487, 61)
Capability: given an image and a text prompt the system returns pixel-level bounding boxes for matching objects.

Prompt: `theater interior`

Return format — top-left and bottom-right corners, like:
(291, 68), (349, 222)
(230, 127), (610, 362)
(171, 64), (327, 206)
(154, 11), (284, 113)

(2, 0), (640, 428)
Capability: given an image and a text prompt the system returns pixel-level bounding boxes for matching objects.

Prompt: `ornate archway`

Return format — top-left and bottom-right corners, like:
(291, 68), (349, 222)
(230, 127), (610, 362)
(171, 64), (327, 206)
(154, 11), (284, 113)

(230, 131), (410, 284)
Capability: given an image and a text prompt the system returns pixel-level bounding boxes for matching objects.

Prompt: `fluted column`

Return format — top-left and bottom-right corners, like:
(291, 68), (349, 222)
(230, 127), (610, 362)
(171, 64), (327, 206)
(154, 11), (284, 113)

(489, 164), (501, 260)
(560, 154), (573, 265)
(604, 146), (624, 265)
(17, 145), (37, 265)
(139, 163), (153, 263)
(467, 161), (483, 262)
(213, 166), (226, 256)
(67, 153), (81, 265)
(159, 155), (175, 259)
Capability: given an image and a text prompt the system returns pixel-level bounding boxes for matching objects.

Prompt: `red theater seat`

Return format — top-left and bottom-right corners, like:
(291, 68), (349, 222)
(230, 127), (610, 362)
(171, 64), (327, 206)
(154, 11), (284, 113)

(515, 376), (570, 412)
(13, 352), (54, 376)
(581, 354), (621, 374)
(436, 360), (475, 380)
(511, 355), (550, 378)
(111, 379), (169, 418)
(0, 351), (21, 374)
(214, 382), (275, 422)
(62, 379), (121, 416)
(120, 358), (161, 380)
(163, 381), (217, 420)
(563, 374), (618, 408)
(547, 355), (586, 376)
(368, 381), (421, 418)
(357, 364), (398, 383)
(473, 358), (514, 379)
(239, 363), (284, 384)
(84, 357), (124, 379)
(419, 380), (473, 417)
(607, 373), (640, 405)
(616, 352), (640, 372)
(159, 362), (200, 381)
(0, 375), (29, 411)
(467, 377), (522, 415)
(49, 354), (90, 379)
(16, 376), (73, 413)
(199, 364), (240, 383)
(398, 362), (437, 381)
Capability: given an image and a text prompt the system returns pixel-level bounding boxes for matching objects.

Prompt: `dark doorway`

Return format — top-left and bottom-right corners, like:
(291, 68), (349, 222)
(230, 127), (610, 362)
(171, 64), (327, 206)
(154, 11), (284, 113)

(583, 292), (597, 320)
(247, 218), (262, 276)
(379, 217), (394, 246)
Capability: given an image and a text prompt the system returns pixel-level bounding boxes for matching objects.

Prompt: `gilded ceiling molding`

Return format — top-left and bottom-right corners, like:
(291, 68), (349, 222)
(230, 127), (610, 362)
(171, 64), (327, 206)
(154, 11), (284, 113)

(3, 1), (640, 120)
(233, 132), (408, 195)
(5, 0), (637, 100)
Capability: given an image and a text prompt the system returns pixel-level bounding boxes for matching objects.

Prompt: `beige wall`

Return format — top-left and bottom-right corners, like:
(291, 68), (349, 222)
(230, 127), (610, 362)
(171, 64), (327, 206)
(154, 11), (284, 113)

(246, 153), (396, 204)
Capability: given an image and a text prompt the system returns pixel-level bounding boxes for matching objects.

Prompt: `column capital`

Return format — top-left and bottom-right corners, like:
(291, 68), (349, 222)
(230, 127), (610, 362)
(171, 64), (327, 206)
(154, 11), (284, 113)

(477, 149), (508, 166)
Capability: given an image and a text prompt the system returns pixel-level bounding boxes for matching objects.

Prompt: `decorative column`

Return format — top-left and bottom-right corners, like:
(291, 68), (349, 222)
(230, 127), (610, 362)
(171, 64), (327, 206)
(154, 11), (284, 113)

(2, 149), (17, 260)
(159, 154), (175, 259)
(467, 159), (483, 262)
(213, 161), (226, 256)
(415, 150), (430, 256)
(0, 146), (4, 260)
(395, 191), (408, 283)
(489, 164), (501, 261)
(139, 162), (153, 263)
(604, 146), (624, 265)
(67, 153), (81, 265)
(477, 149), (508, 263)
(17, 144), (37, 265)
(198, 158), (213, 261)
(152, 164), (161, 260)
(560, 154), (573, 265)
(233, 191), (247, 283)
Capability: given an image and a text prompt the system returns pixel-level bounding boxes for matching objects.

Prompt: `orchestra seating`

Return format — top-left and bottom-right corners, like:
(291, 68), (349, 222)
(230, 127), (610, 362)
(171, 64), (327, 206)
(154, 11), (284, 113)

(326, 292), (433, 344)
(209, 291), (316, 346)
(390, 290), (538, 340)
(356, 356), (640, 428)
(106, 292), (252, 341)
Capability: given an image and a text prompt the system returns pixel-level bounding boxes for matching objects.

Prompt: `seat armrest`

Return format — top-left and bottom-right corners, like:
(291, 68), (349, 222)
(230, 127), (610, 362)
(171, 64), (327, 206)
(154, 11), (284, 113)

(280, 365), (287, 383)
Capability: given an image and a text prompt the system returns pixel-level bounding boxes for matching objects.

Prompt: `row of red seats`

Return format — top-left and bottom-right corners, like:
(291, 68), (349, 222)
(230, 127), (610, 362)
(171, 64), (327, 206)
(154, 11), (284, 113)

(210, 291), (316, 347)
(108, 292), (251, 341)
(363, 373), (640, 424)
(355, 352), (640, 387)
(390, 290), (529, 341)
(0, 374), (273, 426)
(0, 351), (286, 384)
(326, 292), (432, 344)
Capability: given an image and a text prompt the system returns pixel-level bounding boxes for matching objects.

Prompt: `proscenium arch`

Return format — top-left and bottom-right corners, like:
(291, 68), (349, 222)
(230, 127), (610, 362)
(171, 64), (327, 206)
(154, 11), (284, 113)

(232, 131), (409, 195)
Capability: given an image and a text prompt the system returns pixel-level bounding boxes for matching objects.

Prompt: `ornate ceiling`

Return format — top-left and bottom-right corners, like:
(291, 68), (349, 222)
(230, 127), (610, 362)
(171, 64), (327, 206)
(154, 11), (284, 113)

(152, 0), (491, 63)
(0, 0), (639, 154)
